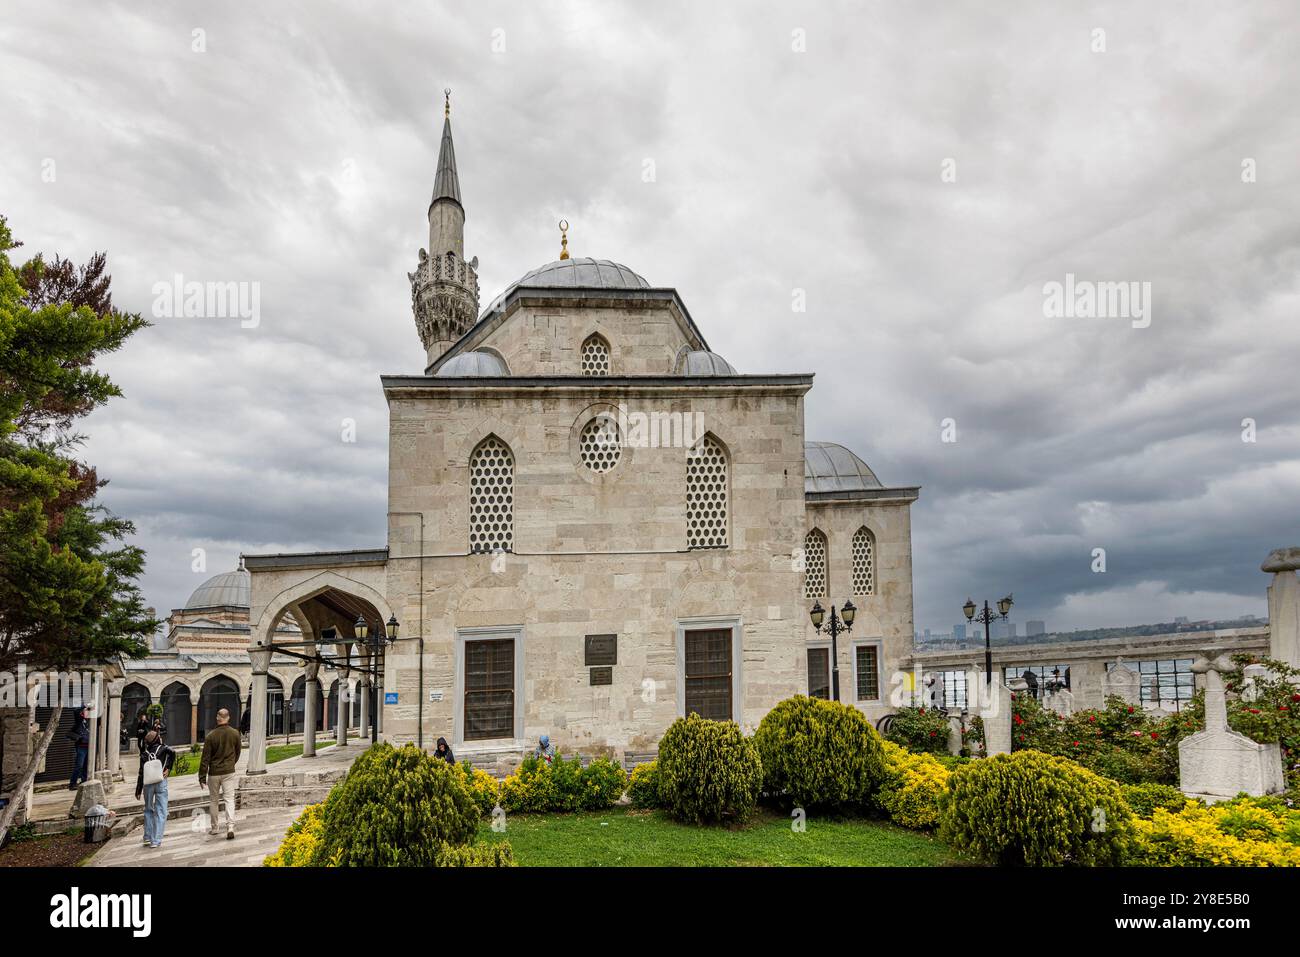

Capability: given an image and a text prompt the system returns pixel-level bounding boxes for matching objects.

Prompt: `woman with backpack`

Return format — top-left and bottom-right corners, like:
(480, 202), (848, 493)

(135, 727), (176, 849)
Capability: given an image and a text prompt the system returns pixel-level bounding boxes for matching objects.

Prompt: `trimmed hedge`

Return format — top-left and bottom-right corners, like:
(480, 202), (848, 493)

(938, 750), (1133, 866)
(455, 760), (501, 816)
(308, 742), (482, 866)
(754, 695), (887, 809)
(1120, 782), (1188, 819)
(1128, 796), (1300, 866)
(657, 713), (762, 824)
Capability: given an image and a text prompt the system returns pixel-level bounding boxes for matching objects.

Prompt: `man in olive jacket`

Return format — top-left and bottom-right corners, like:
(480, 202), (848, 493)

(199, 708), (242, 840)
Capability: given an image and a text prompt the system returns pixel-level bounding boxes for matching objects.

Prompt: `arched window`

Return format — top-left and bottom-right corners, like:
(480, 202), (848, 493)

(852, 526), (876, 596)
(120, 682), (151, 752)
(160, 681), (193, 745)
(804, 528), (828, 599)
(198, 675), (241, 741)
(469, 435), (515, 554)
(580, 333), (611, 375)
(686, 434), (729, 549)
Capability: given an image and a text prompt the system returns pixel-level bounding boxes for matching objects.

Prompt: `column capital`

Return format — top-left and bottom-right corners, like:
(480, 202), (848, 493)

(249, 646), (273, 673)
(107, 678), (125, 698)
(304, 659), (321, 681)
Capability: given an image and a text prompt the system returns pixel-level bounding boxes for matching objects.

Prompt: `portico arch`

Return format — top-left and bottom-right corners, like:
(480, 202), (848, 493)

(246, 570), (396, 773)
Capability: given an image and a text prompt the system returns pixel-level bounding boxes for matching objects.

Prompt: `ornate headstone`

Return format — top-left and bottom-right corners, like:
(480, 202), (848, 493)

(1103, 659), (1142, 705)
(1042, 687), (1075, 717)
(1178, 654), (1285, 802)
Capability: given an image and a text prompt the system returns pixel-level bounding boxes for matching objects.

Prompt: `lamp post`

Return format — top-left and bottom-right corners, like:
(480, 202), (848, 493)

(963, 594), (1013, 685)
(355, 614), (399, 743)
(808, 599), (856, 701)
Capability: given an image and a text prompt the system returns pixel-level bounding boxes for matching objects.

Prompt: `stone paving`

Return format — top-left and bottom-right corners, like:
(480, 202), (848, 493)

(88, 803), (305, 867)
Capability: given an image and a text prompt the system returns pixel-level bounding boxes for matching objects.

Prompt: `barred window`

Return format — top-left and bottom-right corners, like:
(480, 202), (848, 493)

(855, 645), (880, 701)
(580, 334), (611, 375)
(803, 528), (827, 599)
(851, 526), (876, 596)
(579, 416), (621, 473)
(469, 436), (514, 554)
(684, 628), (732, 720)
(464, 639), (514, 741)
(807, 647), (830, 700)
(686, 434), (728, 549)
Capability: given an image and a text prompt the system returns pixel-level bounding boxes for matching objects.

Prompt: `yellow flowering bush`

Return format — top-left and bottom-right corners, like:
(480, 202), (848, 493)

(627, 760), (662, 808)
(875, 740), (951, 829)
(455, 760), (501, 816)
(1128, 797), (1300, 866)
(263, 802), (326, 867)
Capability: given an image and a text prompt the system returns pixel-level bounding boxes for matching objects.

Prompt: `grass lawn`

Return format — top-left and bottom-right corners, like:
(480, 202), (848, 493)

(478, 807), (960, 866)
(168, 740), (335, 775)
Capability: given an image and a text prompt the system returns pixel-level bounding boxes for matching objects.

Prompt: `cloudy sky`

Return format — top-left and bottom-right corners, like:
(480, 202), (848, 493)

(3, 1), (1298, 636)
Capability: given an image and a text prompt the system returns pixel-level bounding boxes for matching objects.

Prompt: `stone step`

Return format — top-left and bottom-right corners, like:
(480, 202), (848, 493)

(239, 768), (347, 790)
(238, 785), (333, 810)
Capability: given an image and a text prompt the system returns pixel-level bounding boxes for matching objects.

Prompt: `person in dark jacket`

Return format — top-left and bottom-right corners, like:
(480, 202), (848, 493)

(199, 708), (242, 839)
(135, 727), (175, 849)
(134, 709), (151, 750)
(434, 737), (455, 765)
(67, 705), (91, 790)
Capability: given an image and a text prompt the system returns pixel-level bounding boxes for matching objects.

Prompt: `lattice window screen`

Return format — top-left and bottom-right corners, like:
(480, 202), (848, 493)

(579, 417), (621, 473)
(469, 437), (514, 554)
(804, 529), (827, 598)
(580, 335), (611, 375)
(851, 526), (875, 596)
(686, 435), (728, 549)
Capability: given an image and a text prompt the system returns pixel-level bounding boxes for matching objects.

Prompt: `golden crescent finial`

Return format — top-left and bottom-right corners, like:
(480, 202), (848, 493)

(558, 219), (570, 260)
(444, 88), (451, 118)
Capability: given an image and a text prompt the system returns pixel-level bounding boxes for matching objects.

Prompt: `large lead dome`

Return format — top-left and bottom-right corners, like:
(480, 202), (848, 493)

(482, 257), (649, 317)
(804, 441), (883, 493)
(184, 567), (251, 609)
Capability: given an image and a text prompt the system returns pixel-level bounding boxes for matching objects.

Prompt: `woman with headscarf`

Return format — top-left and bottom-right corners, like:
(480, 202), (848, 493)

(433, 737), (455, 765)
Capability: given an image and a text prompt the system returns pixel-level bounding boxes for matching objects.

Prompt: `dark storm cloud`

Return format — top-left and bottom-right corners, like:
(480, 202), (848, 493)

(2, 0), (1296, 629)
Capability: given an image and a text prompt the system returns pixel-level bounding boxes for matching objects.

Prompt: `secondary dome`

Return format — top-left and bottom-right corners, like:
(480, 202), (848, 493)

(185, 567), (250, 609)
(676, 350), (737, 376)
(435, 350), (509, 377)
(482, 257), (650, 317)
(804, 441), (882, 493)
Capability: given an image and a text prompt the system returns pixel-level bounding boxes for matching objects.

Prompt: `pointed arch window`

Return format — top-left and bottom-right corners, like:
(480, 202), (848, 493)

(803, 529), (828, 599)
(469, 436), (515, 554)
(686, 434), (728, 549)
(580, 333), (611, 375)
(851, 526), (876, 596)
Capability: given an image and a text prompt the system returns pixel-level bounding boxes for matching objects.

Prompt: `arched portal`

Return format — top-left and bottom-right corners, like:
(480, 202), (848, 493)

(120, 682), (151, 752)
(289, 675), (324, 734)
(160, 682), (193, 746)
(198, 675), (241, 741)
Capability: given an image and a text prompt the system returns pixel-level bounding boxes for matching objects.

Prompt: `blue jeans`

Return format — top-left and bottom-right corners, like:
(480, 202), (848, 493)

(143, 778), (169, 846)
(69, 745), (88, 788)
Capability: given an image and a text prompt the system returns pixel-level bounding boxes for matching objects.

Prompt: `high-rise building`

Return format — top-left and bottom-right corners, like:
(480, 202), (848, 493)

(1026, 620), (1046, 636)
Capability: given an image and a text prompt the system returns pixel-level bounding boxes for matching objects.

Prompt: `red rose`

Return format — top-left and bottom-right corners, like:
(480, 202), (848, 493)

(929, 731), (936, 737)
(1150, 732), (1158, 740)
(1280, 706), (1290, 712)
(1088, 715), (1096, 722)
(1072, 741), (1079, 747)
(1128, 707), (1134, 714)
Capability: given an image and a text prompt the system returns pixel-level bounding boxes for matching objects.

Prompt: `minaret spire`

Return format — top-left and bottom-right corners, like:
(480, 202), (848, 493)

(410, 88), (480, 369)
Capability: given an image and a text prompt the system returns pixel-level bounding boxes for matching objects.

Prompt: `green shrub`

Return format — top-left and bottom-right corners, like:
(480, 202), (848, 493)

(939, 750), (1133, 866)
(884, 705), (951, 755)
(433, 841), (516, 867)
(627, 760), (662, 808)
(1120, 783), (1188, 819)
(876, 740), (951, 829)
(657, 713), (762, 824)
(499, 753), (626, 813)
(580, 756), (628, 810)
(308, 742), (481, 866)
(754, 695), (886, 809)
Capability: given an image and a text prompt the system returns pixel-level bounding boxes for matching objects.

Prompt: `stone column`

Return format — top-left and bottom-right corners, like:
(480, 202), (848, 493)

(303, 660), (320, 758)
(85, 676), (101, 783)
(106, 680), (124, 778)
(247, 647), (272, 775)
(359, 675), (370, 741)
(1263, 547), (1300, 670)
(336, 677), (348, 747)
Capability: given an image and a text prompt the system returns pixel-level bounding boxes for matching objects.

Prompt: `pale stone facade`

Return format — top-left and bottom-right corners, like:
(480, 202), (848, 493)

(241, 105), (920, 771)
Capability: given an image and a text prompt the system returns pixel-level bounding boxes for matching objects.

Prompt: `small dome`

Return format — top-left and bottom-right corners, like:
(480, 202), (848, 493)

(804, 441), (882, 493)
(676, 350), (737, 376)
(435, 350), (509, 377)
(483, 257), (650, 317)
(185, 567), (251, 609)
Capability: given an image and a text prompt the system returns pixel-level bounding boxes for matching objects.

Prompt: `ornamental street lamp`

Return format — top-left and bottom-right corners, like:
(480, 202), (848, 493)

(963, 593), (1013, 685)
(355, 614), (398, 743)
(808, 599), (855, 701)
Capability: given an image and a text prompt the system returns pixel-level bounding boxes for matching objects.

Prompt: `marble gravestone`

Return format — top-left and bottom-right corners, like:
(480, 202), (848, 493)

(1103, 659), (1142, 706)
(1178, 654), (1285, 803)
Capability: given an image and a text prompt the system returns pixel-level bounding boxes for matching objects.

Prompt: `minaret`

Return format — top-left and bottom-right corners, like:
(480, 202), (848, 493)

(410, 89), (480, 367)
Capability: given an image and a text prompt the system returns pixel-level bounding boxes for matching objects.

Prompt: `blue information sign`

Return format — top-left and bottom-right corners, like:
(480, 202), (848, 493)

(385, 692), (398, 705)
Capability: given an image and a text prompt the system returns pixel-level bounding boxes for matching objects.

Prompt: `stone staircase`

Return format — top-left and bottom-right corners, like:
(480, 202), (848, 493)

(236, 765), (348, 809)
